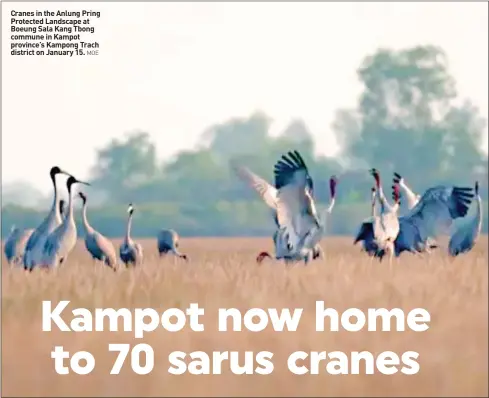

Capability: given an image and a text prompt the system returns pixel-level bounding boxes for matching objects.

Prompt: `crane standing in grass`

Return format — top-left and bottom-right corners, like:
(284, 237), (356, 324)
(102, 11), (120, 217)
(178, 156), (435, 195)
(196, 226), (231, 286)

(272, 150), (332, 265)
(6, 199), (62, 266)
(257, 174), (338, 264)
(370, 168), (401, 264)
(157, 229), (188, 260)
(79, 192), (118, 270)
(231, 160), (327, 264)
(353, 187), (379, 257)
(23, 166), (72, 270)
(448, 181), (483, 257)
(4, 225), (34, 266)
(119, 204), (144, 266)
(38, 176), (91, 270)
(393, 172), (438, 253)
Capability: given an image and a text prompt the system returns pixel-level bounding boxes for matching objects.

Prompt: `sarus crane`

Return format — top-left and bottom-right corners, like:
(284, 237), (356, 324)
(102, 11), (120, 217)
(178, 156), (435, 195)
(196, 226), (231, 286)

(272, 150), (328, 265)
(448, 181), (483, 256)
(231, 160), (329, 264)
(79, 192), (118, 270)
(4, 225), (34, 266)
(119, 204), (143, 266)
(23, 166), (71, 270)
(393, 172), (438, 253)
(353, 187), (379, 257)
(39, 176), (91, 270)
(370, 168), (401, 264)
(258, 175), (337, 264)
(157, 229), (188, 260)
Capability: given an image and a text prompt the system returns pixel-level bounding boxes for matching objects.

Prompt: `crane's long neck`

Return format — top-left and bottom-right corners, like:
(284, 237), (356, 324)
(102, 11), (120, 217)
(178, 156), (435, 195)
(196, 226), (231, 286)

(475, 195), (482, 235)
(376, 187), (390, 214)
(66, 184), (75, 224)
(81, 202), (93, 234)
(398, 180), (419, 209)
(374, 175), (395, 215)
(371, 193), (377, 218)
(125, 213), (133, 241)
(171, 246), (183, 257)
(51, 175), (62, 223)
(327, 196), (336, 214)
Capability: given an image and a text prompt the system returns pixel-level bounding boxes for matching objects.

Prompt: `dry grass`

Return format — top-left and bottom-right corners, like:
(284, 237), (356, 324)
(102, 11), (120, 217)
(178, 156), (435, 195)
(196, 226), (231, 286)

(2, 236), (488, 397)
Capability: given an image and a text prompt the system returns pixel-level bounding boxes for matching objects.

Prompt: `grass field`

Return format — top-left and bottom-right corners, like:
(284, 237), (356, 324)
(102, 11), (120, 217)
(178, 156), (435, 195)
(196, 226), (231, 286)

(2, 236), (488, 397)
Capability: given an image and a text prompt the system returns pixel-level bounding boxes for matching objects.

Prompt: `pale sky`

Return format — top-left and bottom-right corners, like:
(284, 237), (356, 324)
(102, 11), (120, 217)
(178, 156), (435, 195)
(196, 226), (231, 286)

(2, 2), (488, 194)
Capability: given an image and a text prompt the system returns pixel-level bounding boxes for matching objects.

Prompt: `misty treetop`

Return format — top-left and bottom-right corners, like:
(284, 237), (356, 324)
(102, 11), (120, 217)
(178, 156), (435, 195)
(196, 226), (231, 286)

(3, 45), (487, 237)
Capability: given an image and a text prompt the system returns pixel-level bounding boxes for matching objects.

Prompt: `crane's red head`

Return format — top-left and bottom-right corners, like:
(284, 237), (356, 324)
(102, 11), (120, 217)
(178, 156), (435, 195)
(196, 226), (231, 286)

(370, 168), (380, 187)
(475, 181), (479, 195)
(329, 176), (337, 198)
(371, 186), (376, 202)
(256, 251), (271, 264)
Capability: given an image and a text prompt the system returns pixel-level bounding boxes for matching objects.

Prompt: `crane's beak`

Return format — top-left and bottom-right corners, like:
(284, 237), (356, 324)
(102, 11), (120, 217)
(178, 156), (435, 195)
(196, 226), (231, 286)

(58, 168), (73, 177)
(77, 179), (91, 186)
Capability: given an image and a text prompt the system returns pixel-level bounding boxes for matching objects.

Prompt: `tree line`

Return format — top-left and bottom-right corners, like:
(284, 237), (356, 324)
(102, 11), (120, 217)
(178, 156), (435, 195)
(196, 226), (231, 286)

(3, 45), (487, 238)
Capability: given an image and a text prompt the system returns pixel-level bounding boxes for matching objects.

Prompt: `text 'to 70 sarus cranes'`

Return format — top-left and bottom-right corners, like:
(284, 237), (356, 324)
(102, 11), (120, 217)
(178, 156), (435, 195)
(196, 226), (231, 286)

(370, 168), (401, 264)
(448, 181), (483, 256)
(79, 192), (118, 271)
(157, 229), (188, 261)
(23, 166), (72, 271)
(38, 176), (91, 270)
(272, 150), (333, 265)
(119, 204), (144, 267)
(353, 187), (379, 257)
(4, 225), (34, 266)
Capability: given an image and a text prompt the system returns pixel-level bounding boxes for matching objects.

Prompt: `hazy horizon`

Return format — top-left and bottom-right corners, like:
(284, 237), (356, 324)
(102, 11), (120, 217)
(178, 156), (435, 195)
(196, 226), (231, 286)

(3, 2), (488, 195)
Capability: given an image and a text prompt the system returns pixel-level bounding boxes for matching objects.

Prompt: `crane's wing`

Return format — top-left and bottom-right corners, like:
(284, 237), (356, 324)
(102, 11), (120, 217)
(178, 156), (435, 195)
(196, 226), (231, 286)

(119, 243), (132, 256)
(403, 185), (474, 242)
(393, 173), (420, 210)
(42, 232), (61, 259)
(274, 150), (320, 254)
(448, 225), (475, 256)
(232, 164), (278, 210)
(354, 220), (374, 244)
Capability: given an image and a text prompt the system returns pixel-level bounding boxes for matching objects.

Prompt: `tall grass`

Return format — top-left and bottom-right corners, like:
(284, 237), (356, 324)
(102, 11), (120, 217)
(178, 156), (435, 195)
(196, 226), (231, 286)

(2, 237), (488, 397)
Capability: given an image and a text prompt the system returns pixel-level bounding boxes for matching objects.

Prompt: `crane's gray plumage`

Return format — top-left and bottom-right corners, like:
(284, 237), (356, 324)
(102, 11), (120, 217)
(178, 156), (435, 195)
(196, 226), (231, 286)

(40, 176), (91, 270)
(353, 187), (379, 256)
(393, 184), (474, 257)
(273, 151), (326, 264)
(448, 181), (482, 256)
(119, 204), (143, 267)
(23, 166), (71, 271)
(59, 199), (66, 219)
(79, 192), (118, 270)
(232, 159), (331, 264)
(370, 169), (401, 264)
(157, 229), (188, 260)
(393, 172), (438, 253)
(4, 225), (34, 266)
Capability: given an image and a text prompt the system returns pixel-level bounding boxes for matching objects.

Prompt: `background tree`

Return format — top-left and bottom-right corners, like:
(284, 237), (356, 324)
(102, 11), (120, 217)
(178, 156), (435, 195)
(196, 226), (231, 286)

(3, 45), (487, 237)
(333, 45), (487, 194)
(90, 131), (158, 203)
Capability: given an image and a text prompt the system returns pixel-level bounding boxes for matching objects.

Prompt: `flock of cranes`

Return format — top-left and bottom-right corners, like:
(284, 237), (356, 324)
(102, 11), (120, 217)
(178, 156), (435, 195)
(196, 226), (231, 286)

(4, 167), (187, 271)
(232, 150), (482, 265)
(4, 149), (484, 270)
